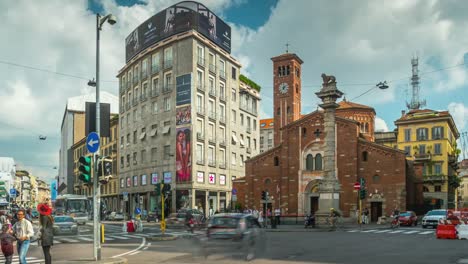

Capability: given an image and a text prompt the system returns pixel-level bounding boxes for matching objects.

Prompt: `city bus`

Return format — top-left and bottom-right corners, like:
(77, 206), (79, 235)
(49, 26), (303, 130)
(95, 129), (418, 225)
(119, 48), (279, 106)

(54, 194), (91, 225)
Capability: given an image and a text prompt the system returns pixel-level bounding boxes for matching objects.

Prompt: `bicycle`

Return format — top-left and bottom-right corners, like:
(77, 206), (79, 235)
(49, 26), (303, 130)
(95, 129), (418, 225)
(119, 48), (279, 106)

(326, 216), (343, 231)
(390, 216), (400, 229)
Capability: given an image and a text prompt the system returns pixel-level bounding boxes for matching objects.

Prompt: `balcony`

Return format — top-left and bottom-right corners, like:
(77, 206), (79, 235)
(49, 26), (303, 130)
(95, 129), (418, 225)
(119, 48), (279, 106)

(197, 132), (205, 141)
(423, 175), (446, 183)
(197, 56), (205, 67)
(127, 81), (132, 90)
(197, 84), (205, 92)
(133, 76), (139, 85)
(247, 147), (252, 154)
(164, 59), (173, 70)
(132, 98), (138, 107)
(196, 107), (205, 116)
(140, 93), (148, 102)
(125, 102), (131, 111)
(208, 137), (216, 145)
(151, 89), (159, 98)
(414, 153), (431, 161)
(141, 70), (148, 80)
(219, 139), (226, 147)
(162, 84), (172, 93)
(209, 89), (217, 98)
(219, 94), (226, 102)
(246, 127), (252, 134)
(219, 70), (226, 80)
(219, 162), (226, 169)
(152, 65), (160, 75)
(209, 64), (216, 74)
(196, 159), (205, 165)
(208, 111), (217, 121)
(208, 160), (216, 167)
(219, 114), (226, 124)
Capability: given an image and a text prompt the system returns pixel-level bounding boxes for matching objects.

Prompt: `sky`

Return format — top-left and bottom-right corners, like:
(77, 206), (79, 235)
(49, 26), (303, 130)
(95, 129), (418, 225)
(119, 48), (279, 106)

(0, 0), (467, 182)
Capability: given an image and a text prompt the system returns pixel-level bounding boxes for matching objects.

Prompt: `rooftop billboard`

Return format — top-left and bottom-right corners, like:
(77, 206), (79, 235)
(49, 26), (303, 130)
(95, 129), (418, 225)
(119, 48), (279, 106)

(125, 1), (231, 62)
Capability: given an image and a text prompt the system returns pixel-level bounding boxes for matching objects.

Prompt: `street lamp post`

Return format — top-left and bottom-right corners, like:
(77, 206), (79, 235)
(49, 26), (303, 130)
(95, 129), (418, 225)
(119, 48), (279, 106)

(93, 13), (116, 261)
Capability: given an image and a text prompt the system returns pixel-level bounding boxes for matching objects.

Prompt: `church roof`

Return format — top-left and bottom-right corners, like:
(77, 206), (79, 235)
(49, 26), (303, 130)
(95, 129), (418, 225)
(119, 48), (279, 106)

(337, 99), (375, 112)
(270, 53), (304, 64)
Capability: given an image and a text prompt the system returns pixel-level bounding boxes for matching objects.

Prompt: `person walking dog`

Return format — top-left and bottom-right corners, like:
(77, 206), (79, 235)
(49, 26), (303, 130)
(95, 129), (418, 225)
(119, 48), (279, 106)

(37, 203), (54, 264)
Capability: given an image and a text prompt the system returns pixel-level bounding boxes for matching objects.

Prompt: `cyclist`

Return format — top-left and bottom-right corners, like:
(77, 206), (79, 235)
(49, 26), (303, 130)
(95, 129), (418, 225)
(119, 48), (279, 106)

(329, 208), (341, 228)
(392, 207), (400, 221)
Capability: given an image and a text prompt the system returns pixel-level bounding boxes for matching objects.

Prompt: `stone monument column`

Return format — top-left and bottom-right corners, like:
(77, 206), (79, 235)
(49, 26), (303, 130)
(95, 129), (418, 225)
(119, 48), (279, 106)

(314, 74), (343, 224)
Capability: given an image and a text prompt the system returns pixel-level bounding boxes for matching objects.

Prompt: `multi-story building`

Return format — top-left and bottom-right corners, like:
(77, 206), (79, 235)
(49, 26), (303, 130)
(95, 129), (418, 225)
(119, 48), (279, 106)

(37, 179), (51, 204)
(457, 159), (468, 208)
(72, 115), (120, 212)
(118, 1), (260, 216)
(15, 170), (31, 207)
(59, 92), (118, 194)
(259, 118), (274, 153)
(30, 175), (38, 208)
(392, 109), (460, 209)
(0, 157), (16, 206)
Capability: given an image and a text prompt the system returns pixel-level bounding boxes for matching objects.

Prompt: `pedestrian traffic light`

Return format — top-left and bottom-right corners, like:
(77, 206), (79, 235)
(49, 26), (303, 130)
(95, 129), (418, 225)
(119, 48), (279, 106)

(359, 189), (367, 200)
(162, 184), (171, 195)
(261, 191), (266, 200)
(98, 157), (113, 184)
(79, 155), (92, 184)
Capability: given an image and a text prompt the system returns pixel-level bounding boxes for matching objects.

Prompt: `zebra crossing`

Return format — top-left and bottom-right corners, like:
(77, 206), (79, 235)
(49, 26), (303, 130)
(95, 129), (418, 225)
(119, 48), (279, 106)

(346, 228), (435, 236)
(0, 256), (43, 264)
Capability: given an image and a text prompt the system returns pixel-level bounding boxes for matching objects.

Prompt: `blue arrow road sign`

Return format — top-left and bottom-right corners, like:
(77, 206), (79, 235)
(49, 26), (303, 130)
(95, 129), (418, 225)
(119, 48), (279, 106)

(9, 189), (16, 196)
(86, 132), (100, 153)
(232, 188), (237, 195)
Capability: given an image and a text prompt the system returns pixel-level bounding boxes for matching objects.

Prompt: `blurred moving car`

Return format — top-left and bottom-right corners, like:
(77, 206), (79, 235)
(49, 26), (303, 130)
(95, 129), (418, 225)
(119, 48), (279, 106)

(201, 213), (265, 261)
(53, 216), (78, 235)
(108, 212), (124, 221)
(398, 211), (418, 226)
(422, 209), (448, 228)
(166, 209), (205, 228)
(147, 211), (159, 222)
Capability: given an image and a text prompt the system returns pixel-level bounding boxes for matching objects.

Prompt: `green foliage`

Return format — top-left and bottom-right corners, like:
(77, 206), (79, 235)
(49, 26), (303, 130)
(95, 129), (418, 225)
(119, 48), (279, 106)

(448, 175), (461, 188)
(239, 74), (261, 92)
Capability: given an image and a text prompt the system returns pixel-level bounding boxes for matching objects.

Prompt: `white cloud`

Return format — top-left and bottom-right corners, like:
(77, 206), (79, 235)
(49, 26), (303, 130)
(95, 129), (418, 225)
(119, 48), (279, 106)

(375, 117), (389, 132)
(448, 102), (468, 131)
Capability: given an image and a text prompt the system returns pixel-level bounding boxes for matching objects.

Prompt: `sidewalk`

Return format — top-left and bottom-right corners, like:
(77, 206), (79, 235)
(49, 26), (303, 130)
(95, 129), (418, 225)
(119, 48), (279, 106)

(265, 222), (388, 232)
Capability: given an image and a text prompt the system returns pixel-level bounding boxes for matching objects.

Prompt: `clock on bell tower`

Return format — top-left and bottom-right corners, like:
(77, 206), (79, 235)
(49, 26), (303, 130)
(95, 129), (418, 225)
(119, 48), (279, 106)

(271, 52), (304, 146)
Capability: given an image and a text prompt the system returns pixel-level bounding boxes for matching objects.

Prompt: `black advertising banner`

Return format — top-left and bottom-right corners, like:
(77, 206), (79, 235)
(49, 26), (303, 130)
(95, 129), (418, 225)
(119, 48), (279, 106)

(125, 1), (231, 62)
(176, 74), (191, 106)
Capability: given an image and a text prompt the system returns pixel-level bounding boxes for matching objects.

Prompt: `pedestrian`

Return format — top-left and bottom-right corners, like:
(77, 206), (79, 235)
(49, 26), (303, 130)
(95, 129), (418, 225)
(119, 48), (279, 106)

(258, 211), (265, 228)
(274, 208), (281, 225)
(13, 209), (34, 264)
(363, 208), (369, 224)
(37, 203), (54, 264)
(25, 209), (32, 222)
(0, 224), (15, 264)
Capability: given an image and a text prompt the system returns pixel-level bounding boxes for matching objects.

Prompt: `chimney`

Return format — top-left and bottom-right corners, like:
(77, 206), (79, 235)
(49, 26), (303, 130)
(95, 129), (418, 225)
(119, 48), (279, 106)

(401, 110), (405, 117)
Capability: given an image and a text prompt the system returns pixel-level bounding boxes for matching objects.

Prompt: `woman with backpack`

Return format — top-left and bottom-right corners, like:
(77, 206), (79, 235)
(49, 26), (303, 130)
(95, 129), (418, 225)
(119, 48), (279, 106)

(37, 203), (54, 264)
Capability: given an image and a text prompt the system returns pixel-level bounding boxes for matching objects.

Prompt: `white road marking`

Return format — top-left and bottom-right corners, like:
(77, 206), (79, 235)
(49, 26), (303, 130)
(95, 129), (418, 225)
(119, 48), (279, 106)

(374, 230), (391, 233)
(419, 231), (434, 235)
(112, 237), (146, 258)
(57, 237), (80, 242)
(403, 230), (420, 234)
(347, 230), (360, 233)
(388, 230), (405, 234)
(362, 229), (378, 233)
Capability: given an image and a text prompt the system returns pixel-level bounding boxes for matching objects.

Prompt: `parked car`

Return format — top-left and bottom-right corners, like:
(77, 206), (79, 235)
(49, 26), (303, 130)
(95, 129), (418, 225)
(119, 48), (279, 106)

(147, 211), (159, 222)
(107, 212), (124, 221)
(398, 211), (418, 226)
(422, 209), (448, 228)
(53, 216), (78, 235)
(200, 213), (266, 261)
(166, 209), (205, 228)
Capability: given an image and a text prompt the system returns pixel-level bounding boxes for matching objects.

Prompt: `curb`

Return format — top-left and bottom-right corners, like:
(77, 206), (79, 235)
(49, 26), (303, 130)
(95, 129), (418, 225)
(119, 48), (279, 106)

(147, 235), (178, 241)
(265, 226), (389, 232)
(54, 257), (127, 264)
(457, 259), (468, 264)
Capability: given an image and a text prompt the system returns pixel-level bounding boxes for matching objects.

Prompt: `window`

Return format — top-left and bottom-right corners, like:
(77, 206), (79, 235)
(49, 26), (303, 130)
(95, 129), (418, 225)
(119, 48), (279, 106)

(197, 94), (204, 113)
(219, 149), (226, 165)
(152, 78), (159, 94)
(133, 175), (138, 186)
(209, 77), (215, 93)
(120, 178), (124, 188)
(142, 58), (148, 78)
(208, 146), (215, 165)
(164, 73), (172, 91)
(220, 126), (225, 141)
(232, 110), (236, 123)
(126, 134), (130, 145)
(253, 119), (257, 131)
(404, 146), (411, 156)
(274, 156), (279, 166)
(302, 128), (307, 137)
(435, 164), (442, 175)
(133, 152), (137, 165)
(133, 130), (137, 143)
(240, 154), (244, 166)
(220, 82), (225, 99)
(232, 67), (237, 79)
(219, 104), (226, 121)
(373, 175), (380, 183)
(423, 186), (429, 192)
(231, 152), (236, 165)
(151, 147), (158, 162)
(197, 71), (203, 88)
(315, 154), (322, 170)
(416, 128), (428, 141)
(152, 52), (160, 71)
(120, 156), (124, 168)
(240, 114), (244, 126)
(434, 143), (441, 155)
(232, 88), (236, 102)
(418, 144), (426, 155)
(277, 107), (280, 115)
(435, 185), (442, 192)
(306, 154), (313, 171)
(152, 102), (158, 114)
(209, 122), (215, 140)
(209, 53), (215, 69)
(362, 151), (368, 161)
(164, 46), (173, 67)
(219, 60), (225, 77)
(121, 116), (124, 129)
(164, 145), (170, 160)
(141, 149), (147, 163)
(247, 116), (251, 131)
(253, 139), (256, 150)
(141, 104), (147, 117)
(404, 129), (411, 142)
(197, 144), (204, 163)
(164, 97), (171, 111)
(197, 46), (204, 63)
(432, 126), (444, 139)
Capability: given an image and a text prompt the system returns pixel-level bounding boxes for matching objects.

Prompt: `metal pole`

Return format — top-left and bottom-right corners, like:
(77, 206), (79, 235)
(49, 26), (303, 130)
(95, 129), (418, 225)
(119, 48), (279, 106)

(94, 13), (102, 261)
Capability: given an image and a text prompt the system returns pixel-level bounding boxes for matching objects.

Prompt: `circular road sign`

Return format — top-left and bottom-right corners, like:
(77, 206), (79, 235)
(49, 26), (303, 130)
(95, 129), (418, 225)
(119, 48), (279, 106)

(354, 182), (361, 190)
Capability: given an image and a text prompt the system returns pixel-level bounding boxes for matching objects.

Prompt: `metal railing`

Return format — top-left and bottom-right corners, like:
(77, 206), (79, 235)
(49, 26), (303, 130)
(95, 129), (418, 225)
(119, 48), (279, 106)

(219, 162), (226, 169)
(219, 70), (226, 79)
(209, 89), (217, 97)
(140, 93), (148, 102)
(151, 89), (159, 97)
(208, 137), (216, 145)
(246, 127), (252, 133)
(197, 56), (205, 67)
(219, 94), (226, 102)
(152, 65), (160, 74)
(162, 84), (172, 93)
(208, 160), (216, 167)
(197, 132), (205, 140)
(209, 64), (216, 74)
(197, 107), (205, 116)
(197, 84), (205, 92)
(219, 115), (226, 124)
(208, 111), (217, 120)
(164, 59), (173, 69)
(196, 159), (205, 165)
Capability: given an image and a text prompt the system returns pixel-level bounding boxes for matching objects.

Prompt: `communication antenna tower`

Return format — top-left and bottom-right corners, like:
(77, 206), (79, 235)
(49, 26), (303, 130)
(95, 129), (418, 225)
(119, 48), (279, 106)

(406, 57), (426, 110)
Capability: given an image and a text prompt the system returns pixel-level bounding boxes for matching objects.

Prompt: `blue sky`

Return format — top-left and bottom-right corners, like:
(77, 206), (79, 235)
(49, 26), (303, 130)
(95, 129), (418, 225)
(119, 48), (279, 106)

(0, 0), (467, 182)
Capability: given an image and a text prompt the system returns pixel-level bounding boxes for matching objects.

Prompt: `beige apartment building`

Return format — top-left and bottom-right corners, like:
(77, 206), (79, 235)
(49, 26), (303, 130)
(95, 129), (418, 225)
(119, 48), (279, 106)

(118, 1), (260, 216)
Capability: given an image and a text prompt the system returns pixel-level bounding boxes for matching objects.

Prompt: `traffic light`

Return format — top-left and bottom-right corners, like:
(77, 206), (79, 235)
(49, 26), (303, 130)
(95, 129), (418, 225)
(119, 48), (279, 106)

(155, 183), (162, 196)
(79, 156), (92, 184)
(98, 157), (113, 184)
(359, 189), (367, 200)
(162, 184), (171, 195)
(261, 191), (266, 200)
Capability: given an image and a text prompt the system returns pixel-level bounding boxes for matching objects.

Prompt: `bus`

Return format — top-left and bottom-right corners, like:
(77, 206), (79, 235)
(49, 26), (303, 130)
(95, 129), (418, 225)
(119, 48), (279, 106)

(54, 194), (91, 225)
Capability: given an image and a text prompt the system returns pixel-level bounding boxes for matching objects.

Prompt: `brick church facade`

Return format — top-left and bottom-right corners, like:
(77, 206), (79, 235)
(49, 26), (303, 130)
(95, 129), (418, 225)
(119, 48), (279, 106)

(233, 53), (408, 221)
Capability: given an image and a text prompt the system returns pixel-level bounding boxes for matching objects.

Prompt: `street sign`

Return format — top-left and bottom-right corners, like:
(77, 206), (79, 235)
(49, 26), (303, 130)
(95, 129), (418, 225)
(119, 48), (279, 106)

(9, 189), (16, 196)
(232, 195), (237, 201)
(86, 132), (100, 153)
(354, 182), (361, 190)
(232, 188), (237, 195)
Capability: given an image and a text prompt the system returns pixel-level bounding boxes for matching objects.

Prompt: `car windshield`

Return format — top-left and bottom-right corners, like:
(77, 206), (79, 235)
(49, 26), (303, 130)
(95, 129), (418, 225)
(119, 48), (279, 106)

(210, 217), (240, 228)
(54, 217), (73, 223)
(400, 212), (411, 216)
(427, 211), (446, 216)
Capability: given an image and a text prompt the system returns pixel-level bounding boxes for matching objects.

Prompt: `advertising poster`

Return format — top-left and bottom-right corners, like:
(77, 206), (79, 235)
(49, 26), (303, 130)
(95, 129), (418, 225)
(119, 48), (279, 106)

(176, 105), (191, 126)
(141, 174), (147, 185)
(208, 173), (215, 184)
(133, 175), (138, 186)
(126, 177), (131, 187)
(176, 74), (191, 106)
(151, 173), (159, 184)
(197, 171), (204, 183)
(125, 2), (231, 62)
(163, 172), (172, 183)
(220, 175), (226, 185)
(176, 127), (192, 182)
(120, 178), (124, 188)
